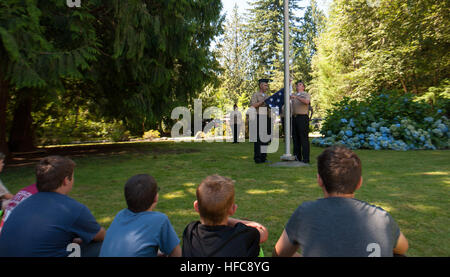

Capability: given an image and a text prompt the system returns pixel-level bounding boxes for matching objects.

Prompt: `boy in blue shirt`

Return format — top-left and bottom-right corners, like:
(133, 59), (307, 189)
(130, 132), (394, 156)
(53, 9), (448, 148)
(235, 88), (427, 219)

(0, 156), (105, 257)
(100, 174), (181, 257)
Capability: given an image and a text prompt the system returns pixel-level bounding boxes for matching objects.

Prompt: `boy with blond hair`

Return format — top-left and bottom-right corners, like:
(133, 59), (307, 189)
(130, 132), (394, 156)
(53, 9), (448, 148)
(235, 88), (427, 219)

(183, 174), (268, 257)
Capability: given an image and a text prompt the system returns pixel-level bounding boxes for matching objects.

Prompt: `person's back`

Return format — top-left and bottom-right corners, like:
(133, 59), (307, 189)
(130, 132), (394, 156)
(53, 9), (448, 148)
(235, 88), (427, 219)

(183, 221), (260, 257)
(99, 174), (181, 257)
(0, 156), (104, 257)
(100, 209), (179, 257)
(285, 197), (400, 257)
(182, 175), (267, 257)
(0, 192), (100, 257)
(274, 146), (408, 257)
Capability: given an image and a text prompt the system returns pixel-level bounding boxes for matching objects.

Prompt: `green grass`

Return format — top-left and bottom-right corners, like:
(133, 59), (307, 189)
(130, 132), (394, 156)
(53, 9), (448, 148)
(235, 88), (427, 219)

(1, 141), (449, 256)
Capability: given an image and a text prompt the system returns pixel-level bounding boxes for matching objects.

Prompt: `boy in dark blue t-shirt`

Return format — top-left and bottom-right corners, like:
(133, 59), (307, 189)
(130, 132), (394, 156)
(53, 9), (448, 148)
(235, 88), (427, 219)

(0, 156), (105, 257)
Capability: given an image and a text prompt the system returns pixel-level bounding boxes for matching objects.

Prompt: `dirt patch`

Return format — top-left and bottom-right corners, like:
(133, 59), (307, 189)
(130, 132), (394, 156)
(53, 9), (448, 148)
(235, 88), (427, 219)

(5, 142), (200, 168)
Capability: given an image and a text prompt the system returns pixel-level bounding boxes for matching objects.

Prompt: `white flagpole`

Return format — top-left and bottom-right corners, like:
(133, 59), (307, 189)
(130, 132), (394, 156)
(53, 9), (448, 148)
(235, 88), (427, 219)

(281, 0), (295, 161)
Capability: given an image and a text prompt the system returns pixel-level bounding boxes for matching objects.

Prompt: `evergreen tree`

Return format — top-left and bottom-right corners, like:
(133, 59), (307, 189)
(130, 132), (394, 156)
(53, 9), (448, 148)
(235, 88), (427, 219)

(0, 0), (224, 152)
(292, 0), (326, 84)
(98, 0), (224, 135)
(215, 4), (253, 107)
(246, 0), (303, 89)
(4, 0), (100, 152)
(311, 0), (450, 115)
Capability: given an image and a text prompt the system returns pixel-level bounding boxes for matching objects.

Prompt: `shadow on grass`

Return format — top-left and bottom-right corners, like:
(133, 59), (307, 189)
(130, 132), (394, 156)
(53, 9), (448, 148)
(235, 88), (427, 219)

(5, 142), (201, 168)
(1, 141), (449, 256)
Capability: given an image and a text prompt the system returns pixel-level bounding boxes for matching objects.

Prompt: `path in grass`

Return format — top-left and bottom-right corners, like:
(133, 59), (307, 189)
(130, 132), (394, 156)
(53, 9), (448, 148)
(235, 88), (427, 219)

(2, 141), (449, 256)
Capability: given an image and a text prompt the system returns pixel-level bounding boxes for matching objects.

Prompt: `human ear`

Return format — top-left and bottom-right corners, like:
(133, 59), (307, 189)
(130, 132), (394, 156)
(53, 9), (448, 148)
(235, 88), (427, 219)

(228, 203), (237, 216)
(317, 174), (324, 189)
(355, 176), (363, 191)
(150, 193), (158, 210)
(194, 200), (199, 213)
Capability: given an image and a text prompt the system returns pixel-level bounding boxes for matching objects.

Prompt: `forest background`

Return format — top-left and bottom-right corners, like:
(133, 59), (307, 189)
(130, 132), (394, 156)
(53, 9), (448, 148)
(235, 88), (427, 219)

(0, 0), (448, 154)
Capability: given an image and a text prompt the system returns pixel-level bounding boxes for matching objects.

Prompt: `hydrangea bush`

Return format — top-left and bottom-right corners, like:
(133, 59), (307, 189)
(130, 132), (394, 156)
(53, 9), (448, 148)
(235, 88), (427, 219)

(312, 92), (449, 150)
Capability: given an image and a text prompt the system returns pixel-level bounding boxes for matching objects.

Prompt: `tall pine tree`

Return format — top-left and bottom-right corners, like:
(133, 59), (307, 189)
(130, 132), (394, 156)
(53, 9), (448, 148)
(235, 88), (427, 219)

(246, 0), (303, 89)
(292, 0), (326, 84)
(215, 4), (253, 107)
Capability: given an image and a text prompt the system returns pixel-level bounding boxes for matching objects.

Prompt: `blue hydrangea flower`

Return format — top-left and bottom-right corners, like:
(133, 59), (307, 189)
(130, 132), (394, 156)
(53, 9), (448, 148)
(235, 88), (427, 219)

(424, 117), (434, 123)
(349, 119), (355, 127)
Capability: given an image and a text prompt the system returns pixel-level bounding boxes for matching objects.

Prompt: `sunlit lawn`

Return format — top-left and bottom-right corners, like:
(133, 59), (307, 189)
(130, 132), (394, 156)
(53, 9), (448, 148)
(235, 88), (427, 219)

(2, 140), (449, 256)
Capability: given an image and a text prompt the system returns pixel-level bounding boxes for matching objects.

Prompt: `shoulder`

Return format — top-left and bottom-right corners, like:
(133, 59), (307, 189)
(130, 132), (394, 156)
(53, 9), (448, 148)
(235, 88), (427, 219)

(352, 199), (393, 218)
(251, 91), (261, 99)
(183, 221), (201, 236)
(58, 194), (88, 210)
(288, 199), (331, 223)
(293, 199), (318, 215)
(234, 222), (259, 237)
(136, 211), (171, 225)
(184, 220), (201, 230)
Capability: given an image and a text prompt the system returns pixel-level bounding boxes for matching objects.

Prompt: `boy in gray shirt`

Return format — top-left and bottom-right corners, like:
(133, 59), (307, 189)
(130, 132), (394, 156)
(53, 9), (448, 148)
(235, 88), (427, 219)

(273, 146), (409, 257)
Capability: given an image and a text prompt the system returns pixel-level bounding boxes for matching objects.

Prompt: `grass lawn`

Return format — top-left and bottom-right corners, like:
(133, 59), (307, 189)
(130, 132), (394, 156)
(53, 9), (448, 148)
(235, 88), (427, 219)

(1, 140), (449, 257)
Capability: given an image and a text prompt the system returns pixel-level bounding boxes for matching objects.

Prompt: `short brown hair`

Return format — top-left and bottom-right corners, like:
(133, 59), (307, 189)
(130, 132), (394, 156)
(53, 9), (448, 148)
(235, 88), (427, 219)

(124, 174), (158, 213)
(317, 146), (362, 194)
(36, 156), (76, 192)
(196, 175), (235, 225)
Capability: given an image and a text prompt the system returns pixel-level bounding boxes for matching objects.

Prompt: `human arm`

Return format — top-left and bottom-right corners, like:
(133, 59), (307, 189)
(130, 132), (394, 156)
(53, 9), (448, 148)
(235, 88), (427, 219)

(250, 92), (266, 109)
(251, 100), (266, 109)
(228, 217), (269, 243)
(72, 226), (105, 245)
(1, 193), (14, 200)
(168, 244), (182, 257)
(92, 227), (106, 242)
(393, 231), (409, 255)
(272, 229), (300, 257)
(0, 180), (13, 199)
(290, 95), (310, 105)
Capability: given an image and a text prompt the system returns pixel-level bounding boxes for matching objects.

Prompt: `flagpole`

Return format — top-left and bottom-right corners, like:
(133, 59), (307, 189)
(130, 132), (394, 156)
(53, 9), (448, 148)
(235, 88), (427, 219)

(281, 0), (295, 161)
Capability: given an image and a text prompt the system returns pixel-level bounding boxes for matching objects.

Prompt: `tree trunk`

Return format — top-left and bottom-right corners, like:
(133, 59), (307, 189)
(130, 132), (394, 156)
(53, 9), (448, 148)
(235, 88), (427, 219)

(0, 76), (9, 156)
(400, 79), (408, 94)
(8, 90), (35, 152)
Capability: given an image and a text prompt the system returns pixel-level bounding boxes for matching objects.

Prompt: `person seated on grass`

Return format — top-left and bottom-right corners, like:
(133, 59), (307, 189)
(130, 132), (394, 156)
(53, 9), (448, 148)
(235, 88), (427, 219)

(0, 152), (14, 211)
(0, 183), (38, 234)
(273, 145), (409, 257)
(0, 156), (105, 257)
(100, 174), (181, 257)
(182, 174), (268, 257)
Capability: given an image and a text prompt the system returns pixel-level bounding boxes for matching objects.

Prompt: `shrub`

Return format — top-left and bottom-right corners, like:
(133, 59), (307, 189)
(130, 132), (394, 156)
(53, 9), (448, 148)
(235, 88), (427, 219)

(109, 122), (131, 142)
(312, 91), (449, 150)
(143, 129), (160, 140)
